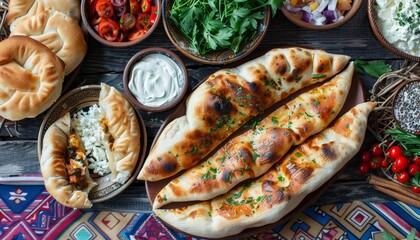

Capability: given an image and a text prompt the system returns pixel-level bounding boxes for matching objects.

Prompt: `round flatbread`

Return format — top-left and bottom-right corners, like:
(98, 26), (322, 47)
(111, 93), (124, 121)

(40, 113), (97, 209)
(0, 36), (65, 121)
(11, 10), (87, 75)
(6, 0), (81, 30)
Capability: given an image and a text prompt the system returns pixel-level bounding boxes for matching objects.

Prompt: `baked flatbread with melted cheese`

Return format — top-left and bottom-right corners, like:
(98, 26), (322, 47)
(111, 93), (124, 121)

(154, 102), (376, 238)
(99, 83), (141, 184)
(153, 63), (354, 209)
(138, 48), (350, 181)
(40, 113), (96, 209)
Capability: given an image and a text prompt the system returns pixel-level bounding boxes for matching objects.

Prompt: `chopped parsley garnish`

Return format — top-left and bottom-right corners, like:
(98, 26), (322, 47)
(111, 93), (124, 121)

(278, 176), (285, 181)
(185, 146), (198, 154)
(312, 74), (327, 79)
(272, 116), (279, 124)
(313, 100), (321, 106)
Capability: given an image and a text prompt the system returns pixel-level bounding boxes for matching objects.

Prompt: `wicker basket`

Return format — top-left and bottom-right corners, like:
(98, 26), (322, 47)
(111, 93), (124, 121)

(368, 61), (420, 142)
(0, 0), (9, 41)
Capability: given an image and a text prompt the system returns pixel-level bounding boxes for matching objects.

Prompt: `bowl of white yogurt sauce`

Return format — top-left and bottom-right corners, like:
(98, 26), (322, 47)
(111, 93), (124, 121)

(123, 48), (189, 112)
(368, 0), (420, 61)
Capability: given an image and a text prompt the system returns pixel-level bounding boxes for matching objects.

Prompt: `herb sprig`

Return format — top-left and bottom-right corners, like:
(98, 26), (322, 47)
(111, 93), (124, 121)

(170, 0), (282, 55)
(354, 60), (391, 78)
(384, 126), (420, 156)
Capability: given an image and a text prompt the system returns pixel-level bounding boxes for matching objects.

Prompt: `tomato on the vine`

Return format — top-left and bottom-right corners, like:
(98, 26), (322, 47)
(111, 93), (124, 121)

(412, 185), (420, 193)
(360, 151), (371, 162)
(413, 156), (420, 166)
(408, 164), (420, 176)
(381, 158), (391, 168)
(370, 143), (383, 157)
(397, 171), (410, 184)
(359, 162), (370, 174)
(387, 145), (404, 160)
(394, 156), (409, 172)
(369, 156), (383, 169)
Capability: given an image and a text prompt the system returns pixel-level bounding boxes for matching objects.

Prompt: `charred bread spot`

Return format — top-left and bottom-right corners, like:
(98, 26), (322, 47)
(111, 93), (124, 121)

(209, 95), (232, 116)
(160, 156), (178, 174)
(238, 148), (253, 164)
(271, 54), (288, 75)
(321, 143), (336, 161)
(246, 81), (260, 94)
(316, 57), (331, 73)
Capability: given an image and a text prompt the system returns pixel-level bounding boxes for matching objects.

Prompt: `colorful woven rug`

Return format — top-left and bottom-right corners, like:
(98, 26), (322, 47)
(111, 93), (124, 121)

(0, 175), (419, 240)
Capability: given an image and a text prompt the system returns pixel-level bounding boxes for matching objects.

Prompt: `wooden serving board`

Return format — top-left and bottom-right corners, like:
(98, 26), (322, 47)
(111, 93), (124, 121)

(145, 68), (365, 239)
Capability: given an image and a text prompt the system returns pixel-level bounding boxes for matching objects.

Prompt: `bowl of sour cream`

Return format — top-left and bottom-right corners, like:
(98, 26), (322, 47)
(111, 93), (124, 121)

(123, 48), (189, 112)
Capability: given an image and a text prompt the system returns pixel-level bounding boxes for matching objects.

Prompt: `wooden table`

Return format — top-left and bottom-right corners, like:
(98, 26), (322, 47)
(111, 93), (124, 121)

(0, 3), (402, 213)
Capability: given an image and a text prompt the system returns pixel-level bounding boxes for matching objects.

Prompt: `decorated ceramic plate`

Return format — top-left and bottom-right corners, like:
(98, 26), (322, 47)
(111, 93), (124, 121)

(146, 68), (366, 238)
(37, 85), (147, 203)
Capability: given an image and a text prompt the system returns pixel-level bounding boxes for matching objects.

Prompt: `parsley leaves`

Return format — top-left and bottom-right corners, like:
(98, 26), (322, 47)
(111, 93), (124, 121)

(170, 0), (280, 55)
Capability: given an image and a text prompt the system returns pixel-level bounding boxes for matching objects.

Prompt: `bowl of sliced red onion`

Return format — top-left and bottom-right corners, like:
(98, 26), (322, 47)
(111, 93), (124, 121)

(280, 0), (362, 30)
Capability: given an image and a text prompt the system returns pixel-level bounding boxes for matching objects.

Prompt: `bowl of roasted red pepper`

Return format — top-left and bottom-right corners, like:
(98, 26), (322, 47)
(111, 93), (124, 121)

(81, 0), (161, 47)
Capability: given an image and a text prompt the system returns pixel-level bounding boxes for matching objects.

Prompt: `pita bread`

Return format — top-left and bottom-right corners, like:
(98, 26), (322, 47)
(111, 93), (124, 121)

(139, 48), (350, 181)
(154, 63), (354, 209)
(6, 0), (81, 30)
(40, 113), (97, 209)
(0, 36), (64, 121)
(154, 102), (376, 238)
(11, 10), (87, 75)
(99, 83), (141, 184)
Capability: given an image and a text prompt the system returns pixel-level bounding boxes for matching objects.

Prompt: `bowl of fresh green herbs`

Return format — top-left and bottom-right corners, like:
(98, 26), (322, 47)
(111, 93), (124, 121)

(162, 0), (277, 65)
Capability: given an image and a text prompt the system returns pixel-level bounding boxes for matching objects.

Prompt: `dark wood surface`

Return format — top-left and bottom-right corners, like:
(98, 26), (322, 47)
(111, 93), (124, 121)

(0, 2), (402, 212)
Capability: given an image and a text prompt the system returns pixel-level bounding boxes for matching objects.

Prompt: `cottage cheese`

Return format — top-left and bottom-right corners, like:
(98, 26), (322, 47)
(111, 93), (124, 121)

(376, 0), (420, 57)
(71, 104), (110, 176)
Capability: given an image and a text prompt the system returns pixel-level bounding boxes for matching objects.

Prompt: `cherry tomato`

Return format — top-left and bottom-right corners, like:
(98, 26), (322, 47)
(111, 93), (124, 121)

(408, 163), (420, 176)
(387, 145), (404, 160)
(412, 185), (420, 193)
(98, 19), (120, 41)
(391, 164), (400, 173)
(360, 151), (371, 162)
(136, 13), (150, 29)
(89, 0), (99, 17)
(397, 171), (410, 184)
(381, 158), (391, 168)
(120, 13), (136, 31)
(394, 156), (409, 172)
(141, 0), (151, 12)
(149, 5), (158, 24)
(128, 28), (145, 41)
(413, 156), (420, 166)
(129, 0), (140, 14)
(96, 0), (114, 18)
(369, 156), (383, 169)
(370, 143), (383, 157)
(359, 162), (370, 174)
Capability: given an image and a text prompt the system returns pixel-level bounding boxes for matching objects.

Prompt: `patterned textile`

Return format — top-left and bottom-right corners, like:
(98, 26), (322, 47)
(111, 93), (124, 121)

(0, 176), (418, 240)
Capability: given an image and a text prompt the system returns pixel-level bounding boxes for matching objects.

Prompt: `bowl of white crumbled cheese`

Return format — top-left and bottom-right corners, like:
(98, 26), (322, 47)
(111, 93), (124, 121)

(38, 85), (148, 203)
(368, 0), (420, 61)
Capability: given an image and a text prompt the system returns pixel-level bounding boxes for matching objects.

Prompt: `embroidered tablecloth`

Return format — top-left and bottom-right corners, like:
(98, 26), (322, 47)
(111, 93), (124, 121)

(0, 175), (419, 240)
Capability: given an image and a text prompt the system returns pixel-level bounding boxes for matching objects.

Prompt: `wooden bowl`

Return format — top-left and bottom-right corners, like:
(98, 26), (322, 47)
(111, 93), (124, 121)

(281, 0), (362, 30)
(368, 0), (420, 61)
(122, 47), (189, 112)
(81, 0), (161, 48)
(161, 0), (270, 65)
(392, 80), (420, 135)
